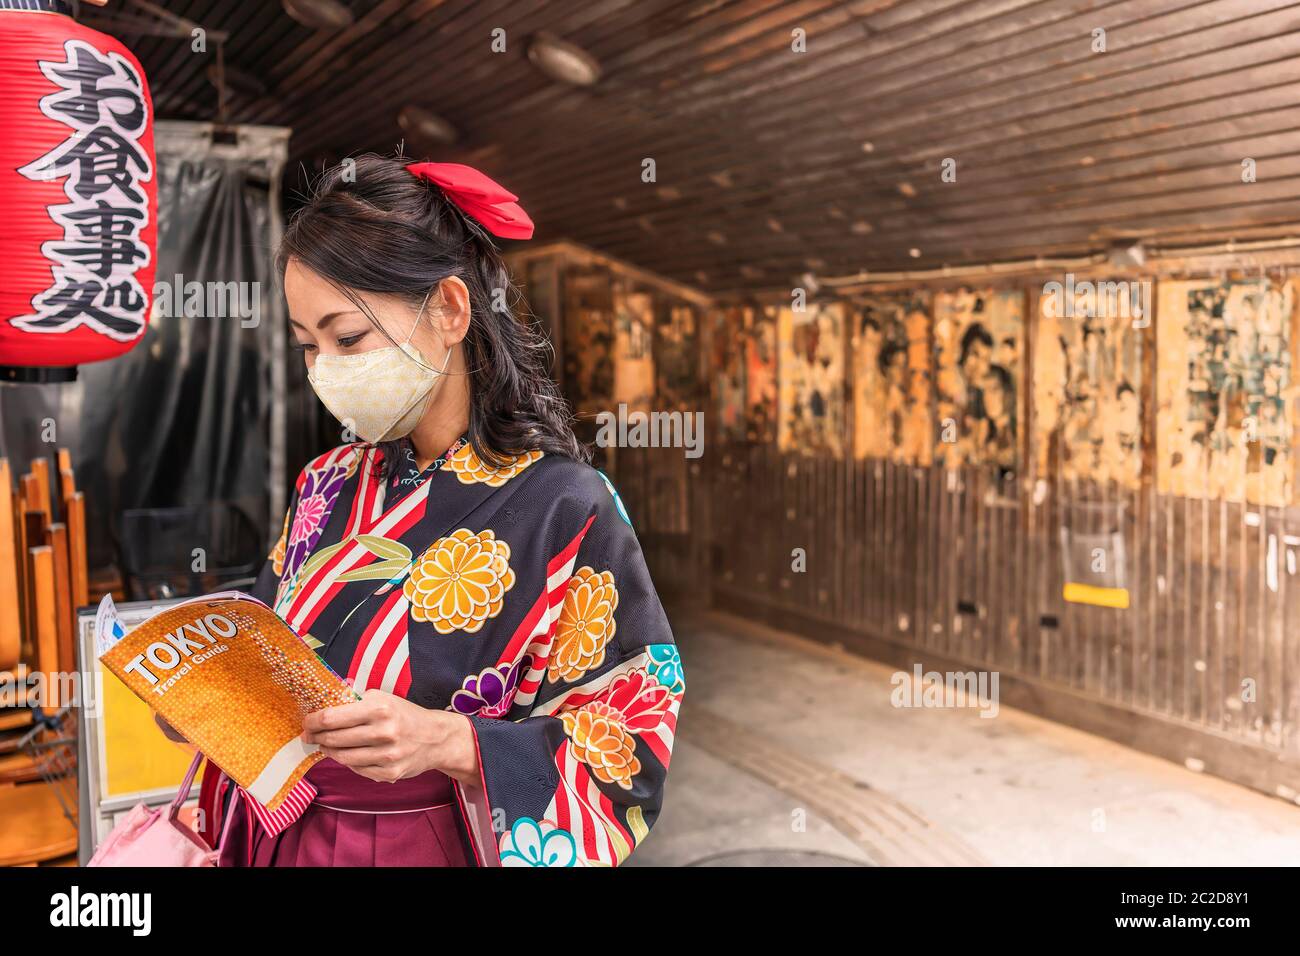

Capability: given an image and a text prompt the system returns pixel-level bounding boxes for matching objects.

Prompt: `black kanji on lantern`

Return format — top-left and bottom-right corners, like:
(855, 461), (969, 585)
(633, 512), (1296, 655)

(14, 38), (153, 342)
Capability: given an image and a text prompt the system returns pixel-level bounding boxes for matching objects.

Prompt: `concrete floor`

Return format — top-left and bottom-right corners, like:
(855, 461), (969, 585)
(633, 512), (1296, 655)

(633, 610), (1300, 866)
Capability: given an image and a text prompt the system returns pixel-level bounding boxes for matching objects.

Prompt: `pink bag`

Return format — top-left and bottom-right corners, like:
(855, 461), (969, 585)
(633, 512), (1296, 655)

(87, 752), (235, 867)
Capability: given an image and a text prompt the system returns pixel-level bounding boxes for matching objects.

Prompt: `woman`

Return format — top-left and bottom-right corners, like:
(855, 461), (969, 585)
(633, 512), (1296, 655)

(178, 153), (683, 867)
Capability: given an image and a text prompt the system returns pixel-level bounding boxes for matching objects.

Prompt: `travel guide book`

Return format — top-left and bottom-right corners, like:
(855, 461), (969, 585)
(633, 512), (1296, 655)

(95, 591), (359, 811)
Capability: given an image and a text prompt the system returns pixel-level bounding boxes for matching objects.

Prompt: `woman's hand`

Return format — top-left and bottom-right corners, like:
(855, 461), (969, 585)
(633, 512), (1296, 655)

(301, 690), (481, 787)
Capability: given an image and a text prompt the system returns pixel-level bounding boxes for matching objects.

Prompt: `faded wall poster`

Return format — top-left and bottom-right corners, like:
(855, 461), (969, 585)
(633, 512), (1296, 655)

(851, 294), (932, 463)
(612, 286), (656, 411)
(933, 287), (1024, 471)
(708, 305), (748, 442)
(1033, 280), (1145, 487)
(563, 270), (614, 418)
(1158, 279), (1299, 506)
(777, 302), (846, 457)
(656, 304), (698, 412)
(745, 307), (778, 443)
(642, 304), (695, 534)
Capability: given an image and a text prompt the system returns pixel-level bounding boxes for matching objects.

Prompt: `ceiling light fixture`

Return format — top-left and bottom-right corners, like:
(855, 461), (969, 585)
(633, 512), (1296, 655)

(397, 105), (459, 147)
(527, 32), (601, 86)
(282, 0), (354, 30)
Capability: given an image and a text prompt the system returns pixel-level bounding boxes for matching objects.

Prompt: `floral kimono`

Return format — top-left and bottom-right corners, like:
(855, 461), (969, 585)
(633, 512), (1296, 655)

(207, 438), (683, 867)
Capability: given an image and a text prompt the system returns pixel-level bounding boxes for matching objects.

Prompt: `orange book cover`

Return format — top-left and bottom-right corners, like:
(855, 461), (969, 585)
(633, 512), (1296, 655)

(95, 592), (358, 811)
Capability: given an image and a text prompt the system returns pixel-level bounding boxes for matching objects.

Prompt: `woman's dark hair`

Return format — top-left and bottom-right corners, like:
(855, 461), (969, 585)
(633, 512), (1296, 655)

(278, 151), (588, 475)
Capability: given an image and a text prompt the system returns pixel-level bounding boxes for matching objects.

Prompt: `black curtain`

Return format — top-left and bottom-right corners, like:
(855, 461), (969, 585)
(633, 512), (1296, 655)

(0, 123), (318, 588)
(80, 152), (272, 569)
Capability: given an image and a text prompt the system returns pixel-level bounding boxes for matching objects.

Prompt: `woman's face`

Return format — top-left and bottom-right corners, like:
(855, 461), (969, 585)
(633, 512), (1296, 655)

(284, 258), (446, 370)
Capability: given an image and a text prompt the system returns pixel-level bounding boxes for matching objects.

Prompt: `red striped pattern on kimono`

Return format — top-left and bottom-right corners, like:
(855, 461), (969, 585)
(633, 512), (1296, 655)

(347, 589), (413, 694)
(286, 466), (430, 633)
(640, 698), (679, 767)
(345, 446), (380, 538)
(508, 514), (595, 708)
(551, 739), (632, 866)
(236, 777), (318, 837)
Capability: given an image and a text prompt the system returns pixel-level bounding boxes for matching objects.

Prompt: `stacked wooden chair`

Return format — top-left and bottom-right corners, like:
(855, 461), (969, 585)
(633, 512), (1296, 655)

(0, 450), (88, 866)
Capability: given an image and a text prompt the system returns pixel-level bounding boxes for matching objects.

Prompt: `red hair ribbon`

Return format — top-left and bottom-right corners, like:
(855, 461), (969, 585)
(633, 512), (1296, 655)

(405, 162), (534, 240)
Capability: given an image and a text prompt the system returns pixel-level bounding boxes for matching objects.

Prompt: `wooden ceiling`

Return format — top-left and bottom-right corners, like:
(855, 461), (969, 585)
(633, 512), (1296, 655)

(86, 0), (1300, 294)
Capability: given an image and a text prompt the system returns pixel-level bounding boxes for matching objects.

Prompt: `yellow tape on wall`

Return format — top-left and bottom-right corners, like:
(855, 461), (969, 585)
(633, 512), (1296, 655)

(1062, 582), (1130, 609)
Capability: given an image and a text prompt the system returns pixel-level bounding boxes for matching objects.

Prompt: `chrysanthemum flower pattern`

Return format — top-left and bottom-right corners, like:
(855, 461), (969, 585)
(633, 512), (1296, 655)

(560, 668), (673, 789)
(445, 444), (543, 487)
(562, 701), (641, 788)
(549, 566), (619, 682)
(404, 528), (516, 634)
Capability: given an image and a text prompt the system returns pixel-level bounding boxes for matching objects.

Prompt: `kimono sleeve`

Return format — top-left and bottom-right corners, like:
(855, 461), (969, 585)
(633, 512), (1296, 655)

(458, 474), (684, 867)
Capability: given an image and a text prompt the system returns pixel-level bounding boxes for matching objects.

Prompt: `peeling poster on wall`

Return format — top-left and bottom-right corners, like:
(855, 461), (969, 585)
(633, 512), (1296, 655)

(778, 302), (846, 457)
(933, 287), (1024, 471)
(1033, 280), (1145, 487)
(708, 305), (748, 442)
(1158, 278), (1299, 506)
(656, 304), (698, 413)
(745, 307), (778, 444)
(612, 286), (656, 412)
(563, 270), (614, 418)
(851, 294), (932, 464)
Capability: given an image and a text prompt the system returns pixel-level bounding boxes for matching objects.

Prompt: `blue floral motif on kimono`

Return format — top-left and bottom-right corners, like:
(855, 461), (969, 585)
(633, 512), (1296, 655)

(647, 644), (685, 695)
(597, 469), (633, 528)
(499, 817), (578, 868)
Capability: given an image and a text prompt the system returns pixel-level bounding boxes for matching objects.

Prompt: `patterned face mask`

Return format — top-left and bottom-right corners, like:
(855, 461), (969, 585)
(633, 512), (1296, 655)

(306, 301), (452, 443)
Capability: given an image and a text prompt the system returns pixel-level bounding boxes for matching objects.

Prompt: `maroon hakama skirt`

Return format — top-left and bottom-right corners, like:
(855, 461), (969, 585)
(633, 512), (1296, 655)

(217, 758), (470, 867)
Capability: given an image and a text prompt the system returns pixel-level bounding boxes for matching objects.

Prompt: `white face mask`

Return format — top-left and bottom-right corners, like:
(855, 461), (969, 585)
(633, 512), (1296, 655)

(306, 302), (452, 443)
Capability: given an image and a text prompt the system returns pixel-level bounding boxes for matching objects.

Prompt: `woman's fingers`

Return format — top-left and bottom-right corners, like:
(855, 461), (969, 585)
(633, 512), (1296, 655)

(305, 723), (387, 748)
(302, 699), (375, 734)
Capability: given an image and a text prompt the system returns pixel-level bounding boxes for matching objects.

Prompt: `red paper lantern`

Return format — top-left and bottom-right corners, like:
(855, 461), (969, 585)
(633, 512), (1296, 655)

(0, 0), (157, 382)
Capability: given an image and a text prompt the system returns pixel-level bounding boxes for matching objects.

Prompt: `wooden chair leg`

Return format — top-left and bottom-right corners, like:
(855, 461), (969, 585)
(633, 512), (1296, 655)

(66, 493), (89, 611)
(57, 449), (75, 513)
(0, 544), (58, 781)
(21, 472), (48, 528)
(27, 458), (52, 523)
(44, 525), (73, 685)
(29, 545), (59, 713)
